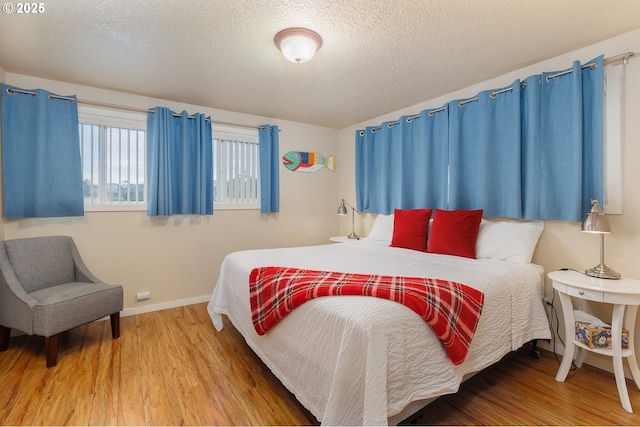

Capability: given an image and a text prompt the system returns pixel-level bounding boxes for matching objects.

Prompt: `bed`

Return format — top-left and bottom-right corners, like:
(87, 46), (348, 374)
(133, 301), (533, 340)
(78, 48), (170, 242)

(208, 213), (551, 425)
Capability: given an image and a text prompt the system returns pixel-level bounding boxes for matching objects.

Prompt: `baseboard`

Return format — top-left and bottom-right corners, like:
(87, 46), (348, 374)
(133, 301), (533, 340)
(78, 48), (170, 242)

(536, 338), (555, 353)
(121, 294), (212, 317)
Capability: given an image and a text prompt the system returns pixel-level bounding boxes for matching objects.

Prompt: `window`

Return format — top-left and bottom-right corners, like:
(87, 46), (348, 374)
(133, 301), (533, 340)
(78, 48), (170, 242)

(604, 62), (623, 214)
(79, 107), (147, 211)
(78, 107), (260, 212)
(213, 126), (260, 210)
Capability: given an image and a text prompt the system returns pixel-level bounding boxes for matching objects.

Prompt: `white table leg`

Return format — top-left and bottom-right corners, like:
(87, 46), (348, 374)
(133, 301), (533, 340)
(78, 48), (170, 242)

(556, 291), (575, 382)
(574, 299), (588, 368)
(612, 304), (632, 413)
(624, 305), (640, 389)
(574, 345), (585, 368)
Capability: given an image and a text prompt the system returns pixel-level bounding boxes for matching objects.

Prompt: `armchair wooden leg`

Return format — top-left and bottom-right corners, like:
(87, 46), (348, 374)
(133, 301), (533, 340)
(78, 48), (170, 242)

(0, 325), (10, 352)
(110, 313), (121, 339)
(45, 334), (59, 368)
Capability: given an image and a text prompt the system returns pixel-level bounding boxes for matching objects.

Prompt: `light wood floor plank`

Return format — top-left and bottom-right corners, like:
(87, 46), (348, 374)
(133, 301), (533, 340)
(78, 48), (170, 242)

(117, 314), (146, 426)
(2, 302), (640, 425)
(88, 321), (120, 425)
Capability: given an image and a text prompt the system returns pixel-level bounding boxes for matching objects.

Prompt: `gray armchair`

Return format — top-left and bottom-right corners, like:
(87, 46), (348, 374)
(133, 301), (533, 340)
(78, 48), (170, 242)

(0, 235), (123, 367)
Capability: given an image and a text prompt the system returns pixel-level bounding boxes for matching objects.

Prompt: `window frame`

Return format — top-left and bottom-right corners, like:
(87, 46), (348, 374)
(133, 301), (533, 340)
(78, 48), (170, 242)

(78, 106), (148, 212)
(213, 125), (261, 211)
(78, 107), (262, 212)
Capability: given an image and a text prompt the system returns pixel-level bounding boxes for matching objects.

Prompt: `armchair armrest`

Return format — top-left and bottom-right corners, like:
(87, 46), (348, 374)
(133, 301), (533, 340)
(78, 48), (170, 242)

(69, 239), (109, 284)
(0, 243), (38, 334)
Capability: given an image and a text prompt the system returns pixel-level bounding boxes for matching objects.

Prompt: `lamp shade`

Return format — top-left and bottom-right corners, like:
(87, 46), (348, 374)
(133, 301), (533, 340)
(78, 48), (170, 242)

(337, 200), (347, 215)
(582, 199), (611, 234)
(274, 28), (322, 63)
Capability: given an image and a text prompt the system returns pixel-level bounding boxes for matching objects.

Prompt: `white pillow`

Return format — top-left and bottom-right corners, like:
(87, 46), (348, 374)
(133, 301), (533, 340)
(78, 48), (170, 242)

(476, 219), (544, 264)
(364, 214), (394, 245)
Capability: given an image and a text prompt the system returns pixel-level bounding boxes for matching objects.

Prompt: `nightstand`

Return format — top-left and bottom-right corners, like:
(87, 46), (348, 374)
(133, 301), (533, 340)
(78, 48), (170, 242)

(329, 236), (358, 243)
(549, 269), (640, 413)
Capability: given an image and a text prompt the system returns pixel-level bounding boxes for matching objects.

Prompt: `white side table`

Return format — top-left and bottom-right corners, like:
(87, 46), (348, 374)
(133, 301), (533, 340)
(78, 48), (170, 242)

(549, 269), (640, 413)
(329, 236), (358, 243)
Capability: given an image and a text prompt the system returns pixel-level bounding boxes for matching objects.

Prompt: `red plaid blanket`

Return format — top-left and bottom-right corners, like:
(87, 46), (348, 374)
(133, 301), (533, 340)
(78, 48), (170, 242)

(249, 266), (484, 365)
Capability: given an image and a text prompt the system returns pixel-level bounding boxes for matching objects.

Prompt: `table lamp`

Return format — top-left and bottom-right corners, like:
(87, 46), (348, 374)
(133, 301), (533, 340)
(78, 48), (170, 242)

(337, 199), (359, 239)
(581, 199), (620, 279)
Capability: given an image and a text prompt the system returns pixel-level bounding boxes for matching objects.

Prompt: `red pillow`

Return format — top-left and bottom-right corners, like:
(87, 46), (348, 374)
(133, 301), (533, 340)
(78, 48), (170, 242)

(427, 209), (483, 259)
(390, 208), (433, 252)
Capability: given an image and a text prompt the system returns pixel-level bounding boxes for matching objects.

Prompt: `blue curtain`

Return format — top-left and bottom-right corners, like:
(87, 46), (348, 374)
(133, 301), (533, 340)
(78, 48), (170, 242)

(521, 74), (543, 219)
(356, 56), (604, 222)
(355, 108), (449, 214)
(580, 56), (605, 219)
(525, 55), (604, 221)
(1, 84), (84, 218)
(146, 107), (212, 216)
(356, 124), (393, 214)
(259, 124), (279, 213)
(448, 81), (522, 218)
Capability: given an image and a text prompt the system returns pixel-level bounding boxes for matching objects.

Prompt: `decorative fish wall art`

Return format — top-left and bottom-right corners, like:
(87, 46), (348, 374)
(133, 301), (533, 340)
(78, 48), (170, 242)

(282, 151), (336, 173)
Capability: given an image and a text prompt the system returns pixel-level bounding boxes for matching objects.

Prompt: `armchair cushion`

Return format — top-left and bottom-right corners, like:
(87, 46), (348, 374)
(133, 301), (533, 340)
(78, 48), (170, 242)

(31, 281), (123, 337)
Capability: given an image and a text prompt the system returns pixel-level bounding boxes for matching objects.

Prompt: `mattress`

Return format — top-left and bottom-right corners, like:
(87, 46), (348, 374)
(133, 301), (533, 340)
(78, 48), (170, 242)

(208, 240), (551, 425)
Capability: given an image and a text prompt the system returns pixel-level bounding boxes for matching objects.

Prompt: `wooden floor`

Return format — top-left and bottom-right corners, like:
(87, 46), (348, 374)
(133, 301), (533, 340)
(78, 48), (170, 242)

(408, 346), (640, 426)
(1, 302), (640, 426)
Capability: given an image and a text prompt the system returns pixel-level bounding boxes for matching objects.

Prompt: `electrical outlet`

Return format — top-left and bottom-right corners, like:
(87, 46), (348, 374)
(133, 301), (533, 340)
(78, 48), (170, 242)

(136, 291), (151, 301)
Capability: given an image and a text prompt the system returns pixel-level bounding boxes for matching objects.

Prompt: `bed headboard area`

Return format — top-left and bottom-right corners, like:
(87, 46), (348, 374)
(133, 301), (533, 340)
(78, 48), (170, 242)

(365, 209), (544, 265)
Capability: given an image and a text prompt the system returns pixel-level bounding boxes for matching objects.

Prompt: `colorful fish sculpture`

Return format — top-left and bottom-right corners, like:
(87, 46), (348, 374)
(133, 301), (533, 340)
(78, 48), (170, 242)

(282, 151), (336, 172)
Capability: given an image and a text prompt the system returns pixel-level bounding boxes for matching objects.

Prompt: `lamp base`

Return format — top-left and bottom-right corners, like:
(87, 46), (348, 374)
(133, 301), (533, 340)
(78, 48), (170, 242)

(347, 232), (360, 240)
(585, 263), (621, 280)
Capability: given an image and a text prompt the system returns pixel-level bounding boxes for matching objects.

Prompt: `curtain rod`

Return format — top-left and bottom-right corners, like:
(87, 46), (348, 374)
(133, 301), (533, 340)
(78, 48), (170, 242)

(544, 52), (633, 81)
(3, 89), (268, 131)
(83, 99), (270, 130)
(604, 51), (634, 65)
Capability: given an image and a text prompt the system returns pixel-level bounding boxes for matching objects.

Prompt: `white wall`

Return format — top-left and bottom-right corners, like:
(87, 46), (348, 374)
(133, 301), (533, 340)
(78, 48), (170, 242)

(338, 29), (640, 371)
(2, 73), (340, 314)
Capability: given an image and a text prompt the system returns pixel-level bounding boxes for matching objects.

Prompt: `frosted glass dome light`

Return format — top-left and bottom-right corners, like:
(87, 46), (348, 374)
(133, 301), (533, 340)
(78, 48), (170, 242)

(274, 28), (323, 64)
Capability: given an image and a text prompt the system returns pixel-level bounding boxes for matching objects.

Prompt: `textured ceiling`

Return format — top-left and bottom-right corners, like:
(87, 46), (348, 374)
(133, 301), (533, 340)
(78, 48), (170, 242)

(1, 0), (639, 129)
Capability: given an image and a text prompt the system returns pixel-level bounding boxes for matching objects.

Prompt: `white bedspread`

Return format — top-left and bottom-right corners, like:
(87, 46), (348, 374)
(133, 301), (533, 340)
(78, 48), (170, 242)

(208, 240), (551, 425)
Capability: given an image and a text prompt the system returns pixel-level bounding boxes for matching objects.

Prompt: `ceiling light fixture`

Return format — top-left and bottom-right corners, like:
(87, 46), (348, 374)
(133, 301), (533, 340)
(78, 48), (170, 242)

(274, 27), (322, 64)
